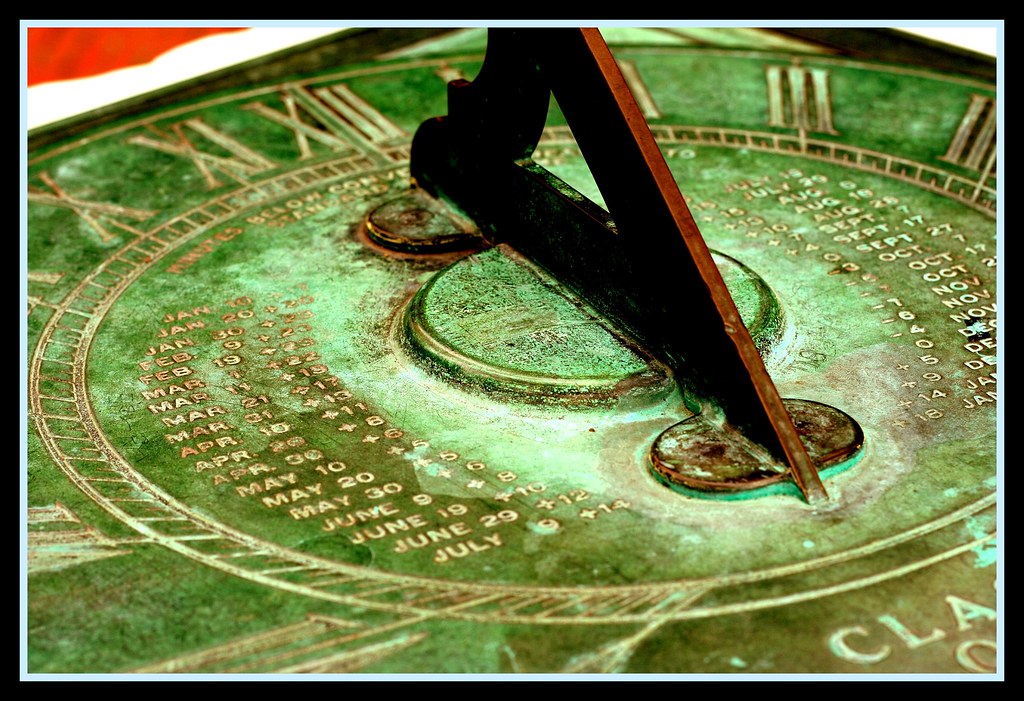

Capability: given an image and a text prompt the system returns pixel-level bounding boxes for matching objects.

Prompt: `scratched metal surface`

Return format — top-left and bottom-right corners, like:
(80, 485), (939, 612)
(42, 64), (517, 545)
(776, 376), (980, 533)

(25, 28), (998, 675)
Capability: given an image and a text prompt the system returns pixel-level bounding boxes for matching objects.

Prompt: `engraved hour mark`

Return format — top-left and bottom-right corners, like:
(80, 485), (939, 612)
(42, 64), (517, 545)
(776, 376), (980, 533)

(27, 271), (65, 285)
(619, 60), (662, 119)
(27, 270), (65, 313)
(245, 84), (407, 161)
(244, 91), (354, 159)
(27, 172), (157, 242)
(765, 63), (838, 135)
(27, 503), (135, 573)
(941, 94), (996, 172)
(315, 84), (405, 143)
(131, 614), (427, 673)
(435, 64), (466, 83)
(127, 119), (278, 189)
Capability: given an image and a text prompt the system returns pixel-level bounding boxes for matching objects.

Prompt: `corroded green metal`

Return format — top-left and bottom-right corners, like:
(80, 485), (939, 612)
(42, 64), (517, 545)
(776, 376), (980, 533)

(411, 28), (829, 502)
(402, 245), (785, 409)
(25, 28), (998, 675)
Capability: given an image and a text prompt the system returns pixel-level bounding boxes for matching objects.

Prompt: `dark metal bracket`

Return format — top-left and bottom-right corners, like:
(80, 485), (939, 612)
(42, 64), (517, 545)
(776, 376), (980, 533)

(410, 28), (828, 503)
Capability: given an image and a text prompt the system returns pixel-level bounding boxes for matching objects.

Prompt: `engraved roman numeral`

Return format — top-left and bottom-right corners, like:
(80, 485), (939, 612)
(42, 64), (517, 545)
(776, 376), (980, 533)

(27, 172), (157, 242)
(312, 84), (406, 144)
(435, 64), (467, 83)
(244, 90), (355, 160)
(244, 84), (407, 161)
(131, 614), (425, 673)
(27, 503), (79, 524)
(127, 119), (278, 189)
(27, 503), (133, 573)
(27, 270), (64, 312)
(619, 60), (662, 119)
(941, 94), (996, 172)
(27, 271), (65, 285)
(765, 64), (838, 134)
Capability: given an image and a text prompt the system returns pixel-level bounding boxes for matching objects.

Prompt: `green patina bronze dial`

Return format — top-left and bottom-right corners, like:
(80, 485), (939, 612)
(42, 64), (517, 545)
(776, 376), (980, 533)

(24, 27), (998, 675)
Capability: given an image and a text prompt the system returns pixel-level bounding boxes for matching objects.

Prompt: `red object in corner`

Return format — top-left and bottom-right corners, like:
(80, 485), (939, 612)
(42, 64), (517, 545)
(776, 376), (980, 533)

(26, 27), (247, 86)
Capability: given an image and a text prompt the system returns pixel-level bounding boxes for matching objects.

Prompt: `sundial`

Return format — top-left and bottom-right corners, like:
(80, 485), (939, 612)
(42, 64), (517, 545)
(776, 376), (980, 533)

(24, 26), (999, 675)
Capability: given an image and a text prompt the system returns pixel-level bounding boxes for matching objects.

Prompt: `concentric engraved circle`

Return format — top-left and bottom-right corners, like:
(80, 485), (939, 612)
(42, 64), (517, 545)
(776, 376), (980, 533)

(28, 47), (996, 632)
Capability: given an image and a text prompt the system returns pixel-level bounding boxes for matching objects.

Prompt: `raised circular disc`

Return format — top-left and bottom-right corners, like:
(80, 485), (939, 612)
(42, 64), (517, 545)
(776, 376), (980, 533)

(402, 243), (785, 407)
(365, 188), (483, 253)
(650, 398), (865, 497)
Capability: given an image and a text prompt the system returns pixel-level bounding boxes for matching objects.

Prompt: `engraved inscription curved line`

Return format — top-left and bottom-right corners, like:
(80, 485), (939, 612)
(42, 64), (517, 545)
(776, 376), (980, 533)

(539, 125), (997, 216)
(28, 156), (997, 624)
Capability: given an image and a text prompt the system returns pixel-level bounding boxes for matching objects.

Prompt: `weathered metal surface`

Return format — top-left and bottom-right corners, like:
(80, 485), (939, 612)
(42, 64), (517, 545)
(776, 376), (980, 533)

(365, 188), (482, 253)
(24, 28), (998, 676)
(411, 28), (827, 502)
(649, 399), (864, 497)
